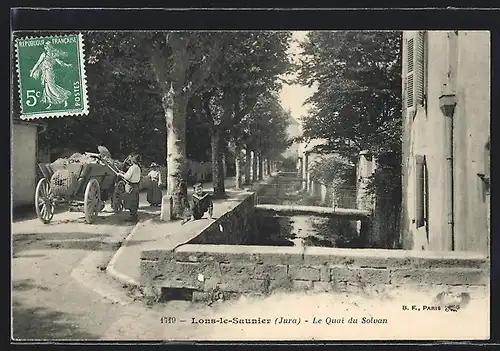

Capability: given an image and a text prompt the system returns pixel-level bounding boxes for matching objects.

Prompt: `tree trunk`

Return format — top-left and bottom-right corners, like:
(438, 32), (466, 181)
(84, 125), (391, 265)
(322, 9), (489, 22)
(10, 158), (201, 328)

(211, 127), (226, 198)
(266, 158), (271, 176)
(244, 148), (251, 185)
(148, 35), (192, 220)
(252, 150), (258, 182)
(258, 153), (264, 180)
(222, 152), (227, 178)
(235, 146), (243, 189)
(255, 154), (260, 180)
(302, 153), (308, 190)
(164, 84), (189, 219)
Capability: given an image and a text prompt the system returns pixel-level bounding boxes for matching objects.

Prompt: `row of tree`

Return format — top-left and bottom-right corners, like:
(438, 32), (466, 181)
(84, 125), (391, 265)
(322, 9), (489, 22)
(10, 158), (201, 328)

(14, 31), (294, 218)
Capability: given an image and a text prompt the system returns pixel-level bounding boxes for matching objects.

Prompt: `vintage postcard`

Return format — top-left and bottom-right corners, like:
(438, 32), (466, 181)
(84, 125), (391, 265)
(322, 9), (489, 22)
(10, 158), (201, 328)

(11, 26), (491, 342)
(15, 33), (89, 119)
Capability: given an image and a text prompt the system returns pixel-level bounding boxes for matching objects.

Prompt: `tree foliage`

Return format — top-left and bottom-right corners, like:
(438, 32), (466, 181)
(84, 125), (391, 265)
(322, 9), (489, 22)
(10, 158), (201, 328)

(37, 32), (166, 163)
(296, 31), (402, 196)
(297, 31), (402, 157)
(309, 155), (356, 187)
(242, 92), (292, 157)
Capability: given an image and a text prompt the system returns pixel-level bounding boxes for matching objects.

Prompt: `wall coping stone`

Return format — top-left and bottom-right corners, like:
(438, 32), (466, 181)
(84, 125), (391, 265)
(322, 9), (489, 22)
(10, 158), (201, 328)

(169, 244), (488, 261)
(175, 244), (305, 256)
(141, 243), (489, 270)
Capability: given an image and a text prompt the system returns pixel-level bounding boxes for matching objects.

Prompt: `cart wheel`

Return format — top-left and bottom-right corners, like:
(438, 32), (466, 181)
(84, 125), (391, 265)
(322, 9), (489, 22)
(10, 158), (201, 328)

(84, 178), (101, 224)
(112, 180), (126, 213)
(35, 178), (55, 224)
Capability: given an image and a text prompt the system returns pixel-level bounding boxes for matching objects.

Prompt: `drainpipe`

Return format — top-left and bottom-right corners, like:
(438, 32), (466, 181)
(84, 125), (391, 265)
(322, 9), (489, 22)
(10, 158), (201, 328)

(439, 31), (458, 251)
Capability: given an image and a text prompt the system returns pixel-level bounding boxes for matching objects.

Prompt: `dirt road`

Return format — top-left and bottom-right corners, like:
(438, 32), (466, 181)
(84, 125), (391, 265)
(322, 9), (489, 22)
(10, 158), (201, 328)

(12, 201), (136, 340)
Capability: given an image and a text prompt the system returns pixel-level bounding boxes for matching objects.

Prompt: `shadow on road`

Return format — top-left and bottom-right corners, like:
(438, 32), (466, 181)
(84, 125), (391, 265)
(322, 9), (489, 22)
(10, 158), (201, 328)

(12, 206), (67, 223)
(12, 231), (155, 256)
(14, 232), (109, 242)
(12, 299), (101, 340)
(12, 253), (46, 259)
(13, 232), (110, 256)
(13, 200), (158, 226)
(93, 207), (160, 226)
(13, 278), (51, 292)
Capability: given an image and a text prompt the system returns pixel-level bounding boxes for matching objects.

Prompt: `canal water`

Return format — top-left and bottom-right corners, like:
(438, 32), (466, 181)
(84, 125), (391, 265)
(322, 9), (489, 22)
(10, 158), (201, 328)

(254, 173), (365, 249)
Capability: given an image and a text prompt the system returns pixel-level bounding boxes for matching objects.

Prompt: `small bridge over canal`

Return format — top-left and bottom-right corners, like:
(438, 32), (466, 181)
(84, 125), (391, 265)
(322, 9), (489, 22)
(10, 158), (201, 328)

(255, 204), (371, 221)
(254, 171), (370, 219)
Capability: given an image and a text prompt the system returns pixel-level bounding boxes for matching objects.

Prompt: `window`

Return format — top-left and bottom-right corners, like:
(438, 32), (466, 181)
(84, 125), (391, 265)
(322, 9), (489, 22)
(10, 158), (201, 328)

(406, 31), (427, 111)
(414, 155), (427, 230)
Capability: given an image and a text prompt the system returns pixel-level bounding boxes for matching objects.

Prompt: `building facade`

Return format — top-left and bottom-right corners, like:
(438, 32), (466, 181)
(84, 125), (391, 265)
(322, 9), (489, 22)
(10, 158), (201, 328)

(401, 31), (490, 254)
(12, 118), (46, 208)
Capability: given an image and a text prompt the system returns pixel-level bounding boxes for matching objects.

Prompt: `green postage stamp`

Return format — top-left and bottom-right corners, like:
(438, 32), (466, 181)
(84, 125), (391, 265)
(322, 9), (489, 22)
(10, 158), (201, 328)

(15, 33), (89, 119)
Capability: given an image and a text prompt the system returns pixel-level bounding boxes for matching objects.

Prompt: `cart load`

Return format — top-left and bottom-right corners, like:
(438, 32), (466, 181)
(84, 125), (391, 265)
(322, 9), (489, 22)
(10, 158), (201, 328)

(35, 147), (128, 224)
(49, 148), (122, 170)
(50, 168), (80, 197)
(46, 147), (124, 197)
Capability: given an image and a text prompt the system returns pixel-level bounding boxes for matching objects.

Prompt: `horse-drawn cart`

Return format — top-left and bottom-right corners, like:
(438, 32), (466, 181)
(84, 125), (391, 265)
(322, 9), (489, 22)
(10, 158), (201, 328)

(35, 153), (127, 224)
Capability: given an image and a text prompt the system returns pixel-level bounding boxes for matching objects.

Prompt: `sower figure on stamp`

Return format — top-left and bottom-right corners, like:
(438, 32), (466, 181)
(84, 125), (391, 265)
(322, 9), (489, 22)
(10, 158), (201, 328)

(118, 153), (142, 223)
(182, 182), (214, 224)
(29, 41), (72, 109)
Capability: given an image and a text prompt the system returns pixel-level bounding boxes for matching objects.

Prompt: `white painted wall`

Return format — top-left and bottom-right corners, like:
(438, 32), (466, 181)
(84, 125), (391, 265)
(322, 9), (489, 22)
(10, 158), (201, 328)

(12, 123), (38, 207)
(402, 31), (490, 253)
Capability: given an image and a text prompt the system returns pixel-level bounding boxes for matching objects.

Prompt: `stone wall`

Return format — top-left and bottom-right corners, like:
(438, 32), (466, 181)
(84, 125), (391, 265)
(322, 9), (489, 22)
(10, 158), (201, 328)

(139, 171), (489, 301)
(140, 244), (489, 299)
(187, 193), (258, 245)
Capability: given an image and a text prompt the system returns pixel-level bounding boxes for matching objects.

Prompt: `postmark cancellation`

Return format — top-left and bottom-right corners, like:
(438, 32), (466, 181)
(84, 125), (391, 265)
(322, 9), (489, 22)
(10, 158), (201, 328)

(15, 33), (89, 120)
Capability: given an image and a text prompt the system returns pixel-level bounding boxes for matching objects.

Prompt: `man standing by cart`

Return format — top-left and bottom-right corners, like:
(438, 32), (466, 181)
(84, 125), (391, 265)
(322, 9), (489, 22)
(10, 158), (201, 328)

(118, 153), (142, 223)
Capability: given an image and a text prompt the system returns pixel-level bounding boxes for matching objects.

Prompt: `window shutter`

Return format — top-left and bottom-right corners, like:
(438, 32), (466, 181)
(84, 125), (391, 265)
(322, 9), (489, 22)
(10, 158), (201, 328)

(415, 154), (425, 228)
(415, 31), (425, 106)
(406, 36), (415, 109)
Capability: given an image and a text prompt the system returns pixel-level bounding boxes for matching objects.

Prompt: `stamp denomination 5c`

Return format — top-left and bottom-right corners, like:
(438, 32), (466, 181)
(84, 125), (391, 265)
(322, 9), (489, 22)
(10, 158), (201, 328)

(15, 33), (89, 119)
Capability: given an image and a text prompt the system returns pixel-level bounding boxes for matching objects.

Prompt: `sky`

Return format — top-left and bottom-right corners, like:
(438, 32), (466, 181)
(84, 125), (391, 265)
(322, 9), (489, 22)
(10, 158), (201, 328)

(279, 31), (317, 131)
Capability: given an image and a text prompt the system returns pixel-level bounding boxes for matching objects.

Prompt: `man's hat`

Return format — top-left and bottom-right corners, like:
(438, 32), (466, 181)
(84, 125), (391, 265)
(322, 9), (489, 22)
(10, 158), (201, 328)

(129, 153), (141, 163)
(150, 162), (159, 168)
